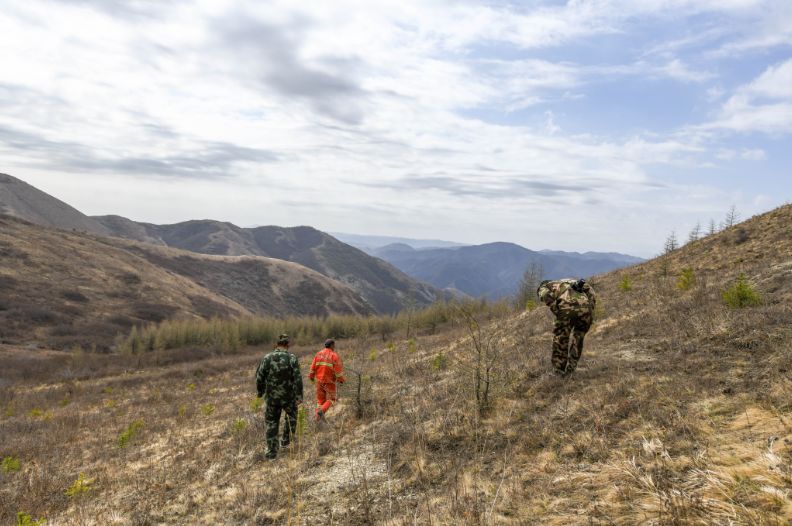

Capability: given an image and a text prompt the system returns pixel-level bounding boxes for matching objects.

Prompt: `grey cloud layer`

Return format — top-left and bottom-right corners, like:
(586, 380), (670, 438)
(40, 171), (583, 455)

(212, 13), (367, 125)
(0, 124), (278, 179)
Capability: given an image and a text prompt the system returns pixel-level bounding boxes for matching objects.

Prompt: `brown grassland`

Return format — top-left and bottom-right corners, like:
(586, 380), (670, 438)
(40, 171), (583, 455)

(1, 205), (791, 525)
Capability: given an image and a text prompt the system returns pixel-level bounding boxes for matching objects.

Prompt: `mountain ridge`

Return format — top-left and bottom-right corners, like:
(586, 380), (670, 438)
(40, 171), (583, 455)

(0, 214), (373, 349)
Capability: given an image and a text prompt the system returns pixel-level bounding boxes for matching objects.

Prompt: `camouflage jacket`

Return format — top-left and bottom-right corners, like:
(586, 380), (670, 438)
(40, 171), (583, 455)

(538, 279), (597, 319)
(255, 347), (303, 403)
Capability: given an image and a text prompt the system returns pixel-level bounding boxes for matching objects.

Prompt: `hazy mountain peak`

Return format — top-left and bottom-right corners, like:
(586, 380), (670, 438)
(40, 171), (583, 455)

(0, 173), (110, 235)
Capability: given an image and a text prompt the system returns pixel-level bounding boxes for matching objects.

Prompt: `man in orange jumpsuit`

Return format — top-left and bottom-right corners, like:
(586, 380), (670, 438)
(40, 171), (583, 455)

(308, 339), (345, 421)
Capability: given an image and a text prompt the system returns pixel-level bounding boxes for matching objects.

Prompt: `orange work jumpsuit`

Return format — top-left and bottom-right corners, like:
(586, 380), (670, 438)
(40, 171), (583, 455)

(308, 347), (345, 416)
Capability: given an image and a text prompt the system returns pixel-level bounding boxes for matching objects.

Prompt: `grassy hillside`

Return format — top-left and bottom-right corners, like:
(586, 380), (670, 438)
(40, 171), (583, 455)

(1, 205), (790, 525)
(0, 173), (110, 235)
(0, 216), (372, 350)
(94, 217), (443, 314)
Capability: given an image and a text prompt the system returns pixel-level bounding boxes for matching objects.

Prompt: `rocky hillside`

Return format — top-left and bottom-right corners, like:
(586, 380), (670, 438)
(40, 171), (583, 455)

(0, 216), (372, 349)
(94, 217), (442, 313)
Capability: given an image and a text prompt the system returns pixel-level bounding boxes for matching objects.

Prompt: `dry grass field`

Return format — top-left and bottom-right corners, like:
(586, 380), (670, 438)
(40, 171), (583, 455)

(1, 205), (791, 525)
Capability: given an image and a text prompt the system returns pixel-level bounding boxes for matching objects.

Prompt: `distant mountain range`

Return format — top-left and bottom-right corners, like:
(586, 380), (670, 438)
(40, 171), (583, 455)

(331, 232), (467, 251)
(370, 242), (644, 299)
(0, 173), (441, 316)
(0, 173), (642, 316)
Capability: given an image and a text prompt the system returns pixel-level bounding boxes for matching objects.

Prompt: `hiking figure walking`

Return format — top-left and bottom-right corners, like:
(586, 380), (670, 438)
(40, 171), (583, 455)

(255, 334), (303, 459)
(537, 278), (597, 377)
(308, 339), (345, 421)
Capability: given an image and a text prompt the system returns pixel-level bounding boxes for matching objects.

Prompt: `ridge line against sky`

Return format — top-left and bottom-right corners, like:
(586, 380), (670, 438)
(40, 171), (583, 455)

(0, 0), (790, 258)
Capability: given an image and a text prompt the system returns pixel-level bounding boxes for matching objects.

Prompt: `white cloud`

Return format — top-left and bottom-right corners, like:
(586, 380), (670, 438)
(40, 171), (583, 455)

(703, 59), (792, 134)
(0, 0), (787, 257)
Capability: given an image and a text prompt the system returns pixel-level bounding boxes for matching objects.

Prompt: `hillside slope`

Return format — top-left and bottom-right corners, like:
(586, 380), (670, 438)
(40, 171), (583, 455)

(0, 173), (110, 235)
(0, 216), (372, 349)
(95, 217), (442, 313)
(2, 205), (790, 525)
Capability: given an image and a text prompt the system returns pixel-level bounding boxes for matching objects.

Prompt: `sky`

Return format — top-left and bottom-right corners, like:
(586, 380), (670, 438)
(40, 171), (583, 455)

(0, 0), (790, 257)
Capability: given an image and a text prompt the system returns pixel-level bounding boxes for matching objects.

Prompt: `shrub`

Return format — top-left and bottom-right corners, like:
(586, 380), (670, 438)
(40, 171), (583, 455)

(368, 348), (377, 361)
(432, 352), (447, 370)
(249, 397), (263, 412)
(407, 339), (417, 354)
(619, 275), (633, 292)
(64, 473), (94, 497)
(677, 267), (695, 291)
(201, 404), (215, 416)
(16, 512), (45, 526)
(2, 456), (21, 473)
(722, 274), (761, 308)
(118, 419), (145, 448)
(115, 299), (507, 353)
(230, 418), (247, 434)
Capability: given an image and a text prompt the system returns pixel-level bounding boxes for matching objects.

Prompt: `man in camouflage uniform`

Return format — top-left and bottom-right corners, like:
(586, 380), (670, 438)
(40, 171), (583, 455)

(537, 278), (597, 377)
(255, 334), (303, 459)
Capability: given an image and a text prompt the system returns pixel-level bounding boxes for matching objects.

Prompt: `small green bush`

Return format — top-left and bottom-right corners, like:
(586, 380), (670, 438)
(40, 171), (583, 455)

(407, 339), (417, 354)
(368, 348), (377, 361)
(618, 275), (633, 292)
(2, 456), (21, 473)
(64, 473), (93, 497)
(432, 352), (447, 370)
(677, 267), (695, 291)
(16, 512), (45, 526)
(230, 418), (247, 434)
(249, 397), (263, 412)
(118, 419), (145, 448)
(201, 404), (215, 416)
(722, 273), (761, 308)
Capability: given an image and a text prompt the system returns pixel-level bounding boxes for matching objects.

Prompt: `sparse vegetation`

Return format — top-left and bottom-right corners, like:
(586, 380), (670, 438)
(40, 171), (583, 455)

(117, 420), (144, 448)
(230, 418), (247, 434)
(1, 205), (790, 524)
(677, 266), (695, 290)
(618, 274), (633, 292)
(249, 396), (263, 412)
(722, 273), (762, 308)
(515, 261), (544, 310)
(2, 456), (21, 473)
(116, 298), (507, 354)
(64, 473), (93, 498)
(15, 512), (45, 526)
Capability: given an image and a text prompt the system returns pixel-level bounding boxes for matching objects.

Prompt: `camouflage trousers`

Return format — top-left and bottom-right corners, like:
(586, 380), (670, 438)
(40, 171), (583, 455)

(264, 399), (298, 458)
(552, 313), (592, 375)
